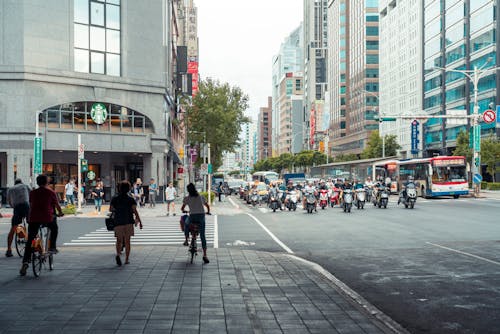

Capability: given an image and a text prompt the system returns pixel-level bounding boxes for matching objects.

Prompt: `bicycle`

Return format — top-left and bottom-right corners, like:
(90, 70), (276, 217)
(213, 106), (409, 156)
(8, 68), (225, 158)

(31, 223), (54, 277)
(14, 217), (28, 258)
(183, 211), (211, 264)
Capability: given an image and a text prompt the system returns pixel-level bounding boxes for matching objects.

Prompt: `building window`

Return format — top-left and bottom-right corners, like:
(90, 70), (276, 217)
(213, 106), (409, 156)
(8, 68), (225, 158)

(74, 0), (121, 76)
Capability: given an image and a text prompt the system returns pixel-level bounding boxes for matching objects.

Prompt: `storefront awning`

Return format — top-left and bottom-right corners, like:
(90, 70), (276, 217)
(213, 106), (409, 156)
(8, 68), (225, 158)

(168, 149), (182, 164)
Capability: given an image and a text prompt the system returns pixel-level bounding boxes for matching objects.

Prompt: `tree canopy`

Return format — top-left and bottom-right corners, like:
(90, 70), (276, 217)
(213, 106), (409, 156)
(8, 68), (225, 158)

(185, 78), (250, 171)
(361, 130), (401, 159)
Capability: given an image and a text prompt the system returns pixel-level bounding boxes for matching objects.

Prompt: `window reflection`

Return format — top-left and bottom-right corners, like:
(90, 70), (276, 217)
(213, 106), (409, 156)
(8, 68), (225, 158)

(90, 1), (105, 26)
(74, 49), (89, 72)
(90, 26), (105, 51)
(74, 24), (89, 49)
(106, 53), (120, 76)
(106, 29), (120, 53)
(91, 52), (105, 74)
(74, 0), (89, 24)
(106, 4), (120, 29)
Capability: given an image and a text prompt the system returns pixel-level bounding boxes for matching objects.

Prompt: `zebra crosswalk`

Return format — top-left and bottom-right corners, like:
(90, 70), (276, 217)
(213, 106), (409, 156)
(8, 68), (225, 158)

(63, 217), (215, 247)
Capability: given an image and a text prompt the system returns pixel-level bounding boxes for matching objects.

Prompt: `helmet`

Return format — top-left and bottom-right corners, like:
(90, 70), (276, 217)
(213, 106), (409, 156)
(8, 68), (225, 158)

(408, 176), (414, 181)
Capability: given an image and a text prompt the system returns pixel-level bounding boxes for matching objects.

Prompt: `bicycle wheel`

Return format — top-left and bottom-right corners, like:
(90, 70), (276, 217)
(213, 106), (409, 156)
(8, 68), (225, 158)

(32, 252), (42, 277)
(15, 233), (27, 258)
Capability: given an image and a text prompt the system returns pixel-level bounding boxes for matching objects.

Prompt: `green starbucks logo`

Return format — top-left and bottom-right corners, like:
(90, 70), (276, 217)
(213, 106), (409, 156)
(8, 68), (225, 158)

(87, 170), (96, 180)
(90, 103), (107, 125)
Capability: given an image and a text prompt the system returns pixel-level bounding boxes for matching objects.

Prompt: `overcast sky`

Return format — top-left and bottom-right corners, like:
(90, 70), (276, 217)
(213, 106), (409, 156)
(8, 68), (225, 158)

(196, 0), (303, 120)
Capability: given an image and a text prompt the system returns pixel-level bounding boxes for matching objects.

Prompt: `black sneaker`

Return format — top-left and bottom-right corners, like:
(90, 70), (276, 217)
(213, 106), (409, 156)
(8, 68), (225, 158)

(19, 262), (28, 276)
(173, 213), (176, 216)
(203, 257), (210, 264)
(116, 255), (122, 266)
(48, 248), (59, 254)
(183, 240), (188, 246)
(5, 250), (13, 257)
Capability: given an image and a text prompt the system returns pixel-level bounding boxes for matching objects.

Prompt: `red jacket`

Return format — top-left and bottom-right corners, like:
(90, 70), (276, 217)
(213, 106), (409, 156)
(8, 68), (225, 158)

(29, 186), (60, 223)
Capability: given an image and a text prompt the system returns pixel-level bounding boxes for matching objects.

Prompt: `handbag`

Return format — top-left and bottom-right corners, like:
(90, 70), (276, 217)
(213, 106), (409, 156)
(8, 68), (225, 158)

(105, 213), (115, 231)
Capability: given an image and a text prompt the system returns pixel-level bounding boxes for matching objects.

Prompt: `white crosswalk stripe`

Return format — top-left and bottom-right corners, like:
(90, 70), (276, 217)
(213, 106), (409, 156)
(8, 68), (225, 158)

(63, 218), (215, 246)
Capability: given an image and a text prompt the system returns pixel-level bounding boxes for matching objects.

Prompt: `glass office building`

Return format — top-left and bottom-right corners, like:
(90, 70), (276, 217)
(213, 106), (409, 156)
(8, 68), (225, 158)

(423, 0), (499, 155)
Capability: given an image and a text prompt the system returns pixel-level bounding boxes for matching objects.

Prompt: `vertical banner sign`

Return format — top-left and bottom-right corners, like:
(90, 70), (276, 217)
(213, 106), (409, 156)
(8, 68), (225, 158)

(410, 120), (419, 155)
(33, 137), (43, 174)
(474, 125), (481, 152)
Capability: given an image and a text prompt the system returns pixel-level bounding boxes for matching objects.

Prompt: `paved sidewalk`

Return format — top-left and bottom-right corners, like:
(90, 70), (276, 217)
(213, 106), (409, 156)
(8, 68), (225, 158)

(0, 245), (406, 334)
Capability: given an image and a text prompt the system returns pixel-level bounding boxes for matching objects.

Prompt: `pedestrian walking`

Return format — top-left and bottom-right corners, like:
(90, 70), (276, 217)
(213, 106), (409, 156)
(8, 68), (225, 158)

(91, 182), (104, 214)
(148, 178), (158, 208)
(132, 178), (144, 207)
(110, 180), (142, 266)
(165, 182), (177, 216)
(5, 179), (30, 257)
(64, 178), (77, 205)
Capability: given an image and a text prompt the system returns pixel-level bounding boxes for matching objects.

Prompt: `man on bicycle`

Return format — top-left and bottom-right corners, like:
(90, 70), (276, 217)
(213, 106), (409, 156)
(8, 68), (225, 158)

(20, 174), (63, 276)
(5, 179), (30, 257)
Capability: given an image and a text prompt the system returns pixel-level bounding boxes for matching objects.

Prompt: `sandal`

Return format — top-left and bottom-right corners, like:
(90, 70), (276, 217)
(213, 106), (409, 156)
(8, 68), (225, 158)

(116, 255), (122, 266)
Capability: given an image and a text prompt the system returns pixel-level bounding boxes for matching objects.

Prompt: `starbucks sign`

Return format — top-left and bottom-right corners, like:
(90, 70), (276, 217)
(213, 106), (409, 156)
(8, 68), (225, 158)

(90, 103), (107, 125)
(87, 170), (96, 180)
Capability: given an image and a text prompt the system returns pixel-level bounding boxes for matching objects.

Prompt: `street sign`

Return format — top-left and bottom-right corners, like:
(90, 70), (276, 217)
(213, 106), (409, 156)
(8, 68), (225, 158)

(200, 163), (208, 175)
(446, 109), (468, 125)
(473, 173), (482, 184)
(208, 164), (213, 174)
(33, 137), (43, 174)
(78, 143), (85, 159)
(474, 125), (481, 151)
(410, 120), (419, 155)
(482, 109), (496, 123)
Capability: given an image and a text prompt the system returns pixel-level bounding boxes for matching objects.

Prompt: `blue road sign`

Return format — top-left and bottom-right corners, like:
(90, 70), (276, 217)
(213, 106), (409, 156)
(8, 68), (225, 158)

(411, 120), (419, 155)
(473, 173), (482, 184)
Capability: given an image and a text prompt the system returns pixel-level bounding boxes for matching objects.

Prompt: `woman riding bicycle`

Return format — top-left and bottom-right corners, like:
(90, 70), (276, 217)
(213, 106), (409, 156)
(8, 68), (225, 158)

(181, 183), (211, 264)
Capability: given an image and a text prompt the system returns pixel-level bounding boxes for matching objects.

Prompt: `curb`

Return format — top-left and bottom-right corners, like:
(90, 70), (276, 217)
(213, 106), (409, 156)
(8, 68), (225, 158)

(287, 254), (410, 334)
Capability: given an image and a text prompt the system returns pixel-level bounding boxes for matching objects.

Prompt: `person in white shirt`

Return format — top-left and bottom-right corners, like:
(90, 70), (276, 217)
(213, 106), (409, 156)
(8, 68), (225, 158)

(65, 178), (77, 205)
(165, 182), (177, 216)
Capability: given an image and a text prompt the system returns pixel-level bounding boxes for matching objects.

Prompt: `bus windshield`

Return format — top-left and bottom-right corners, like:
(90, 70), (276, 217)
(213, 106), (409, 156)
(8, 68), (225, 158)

(432, 165), (467, 183)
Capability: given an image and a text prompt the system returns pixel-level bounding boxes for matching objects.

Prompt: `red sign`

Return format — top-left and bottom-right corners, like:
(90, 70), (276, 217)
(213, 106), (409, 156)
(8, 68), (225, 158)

(177, 167), (184, 174)
(483, 109), (496, 123)
(187, 61), (199, 96)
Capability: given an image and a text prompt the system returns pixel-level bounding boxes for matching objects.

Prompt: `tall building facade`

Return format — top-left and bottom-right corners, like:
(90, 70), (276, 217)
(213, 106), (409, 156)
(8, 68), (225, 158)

(379, 0), (424, 157)
(423, 0), (499, 156)
(328, 0), (380, 156)
(303, 0), (328, 149)
(272, 24), (303, 155)
(278, 73), (304, 154)
(0, 0), (188, 199)
(258, 97), (272, 160)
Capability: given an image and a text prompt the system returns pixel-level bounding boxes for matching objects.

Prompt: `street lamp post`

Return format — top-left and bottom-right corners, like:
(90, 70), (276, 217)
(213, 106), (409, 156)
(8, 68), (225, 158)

(436, 61), (500, 195)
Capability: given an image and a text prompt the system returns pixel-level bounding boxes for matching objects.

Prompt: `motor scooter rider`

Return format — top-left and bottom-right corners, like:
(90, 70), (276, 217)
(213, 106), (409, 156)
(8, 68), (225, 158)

(302, 181), (317, 211)
(373, 176), (386, 200)
(353, 179), (364, 190)
(364, 176), (374, 188)
(268, 182), (282, 210)
(398, 176), (415, 204)
(283, 181), (295, 207)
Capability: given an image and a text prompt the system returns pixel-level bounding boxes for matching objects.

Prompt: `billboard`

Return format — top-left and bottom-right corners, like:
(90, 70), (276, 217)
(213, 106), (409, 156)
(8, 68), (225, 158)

(187, 61), (199, 96)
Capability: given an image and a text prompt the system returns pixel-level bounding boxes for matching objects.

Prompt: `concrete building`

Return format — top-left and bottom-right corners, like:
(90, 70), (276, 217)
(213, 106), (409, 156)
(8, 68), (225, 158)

(303, 0), (328, 150)
(0, 0), (188, 200)
(278, 73), (304, 154)
(328, 0), (380, 156)
(272, 23), (303, 156)
(257, 97), (272, 160)
(379, 0), (424, 158)
(423, 0), (499, 156)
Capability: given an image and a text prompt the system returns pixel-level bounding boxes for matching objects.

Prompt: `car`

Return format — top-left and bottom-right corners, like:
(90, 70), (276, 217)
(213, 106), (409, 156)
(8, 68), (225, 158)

(227, 179), (244, 195)
(255, 183), (269, 202)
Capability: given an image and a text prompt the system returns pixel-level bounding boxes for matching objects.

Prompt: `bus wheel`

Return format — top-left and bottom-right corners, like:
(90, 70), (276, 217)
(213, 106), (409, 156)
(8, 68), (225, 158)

(453, 195), (459, 199)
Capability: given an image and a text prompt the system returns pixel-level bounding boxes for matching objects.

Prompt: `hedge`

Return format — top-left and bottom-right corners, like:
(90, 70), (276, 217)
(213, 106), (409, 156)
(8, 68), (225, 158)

(200, 191), (216, 204)
(480, 182), (500, 190)
(61, 204), (76, 215)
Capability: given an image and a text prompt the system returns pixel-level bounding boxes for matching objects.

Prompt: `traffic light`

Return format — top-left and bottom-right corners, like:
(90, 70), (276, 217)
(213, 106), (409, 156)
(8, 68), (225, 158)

(80, 159), (88, 172)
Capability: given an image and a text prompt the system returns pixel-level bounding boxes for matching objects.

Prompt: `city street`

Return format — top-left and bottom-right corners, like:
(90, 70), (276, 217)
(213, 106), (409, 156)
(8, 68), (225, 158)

(221, 194), (500, 334)
(1, 194), (499, 333)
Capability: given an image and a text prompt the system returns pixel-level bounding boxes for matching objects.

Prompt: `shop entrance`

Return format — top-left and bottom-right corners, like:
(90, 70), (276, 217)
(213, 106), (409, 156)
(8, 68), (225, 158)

(128, 163), (143, 184)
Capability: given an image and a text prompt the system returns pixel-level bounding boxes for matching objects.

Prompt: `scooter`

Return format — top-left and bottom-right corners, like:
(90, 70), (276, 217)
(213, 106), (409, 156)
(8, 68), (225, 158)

(285, 190), (298, 211)
(305, 190), (317, 214)
(342, 189), (353, 213)
(269, 192), (281, 212)
(329, 187), (340, 207)
(375, 186), (389, 209)
(399, 183), (417, 209)
(355, 188), (366, 210)
(365, 186), (373, 203)
(319, 189), (329, 210)
(250, 190), (260, 207)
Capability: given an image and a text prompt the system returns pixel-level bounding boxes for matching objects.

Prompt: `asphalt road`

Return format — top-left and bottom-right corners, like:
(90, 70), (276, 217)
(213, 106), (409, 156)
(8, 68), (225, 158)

(218, 195), (500, 334)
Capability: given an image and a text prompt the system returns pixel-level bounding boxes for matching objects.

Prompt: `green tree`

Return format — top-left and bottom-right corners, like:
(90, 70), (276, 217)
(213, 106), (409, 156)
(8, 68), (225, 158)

(481, 135), (500, 182)
(186, 78), (250, 171)
(452, 130), (473, 162)
(361, 130), (400, 159)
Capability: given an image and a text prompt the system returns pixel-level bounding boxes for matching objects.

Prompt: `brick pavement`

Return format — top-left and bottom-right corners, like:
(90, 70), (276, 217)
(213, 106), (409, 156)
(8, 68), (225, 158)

(0, 245), (405, 334)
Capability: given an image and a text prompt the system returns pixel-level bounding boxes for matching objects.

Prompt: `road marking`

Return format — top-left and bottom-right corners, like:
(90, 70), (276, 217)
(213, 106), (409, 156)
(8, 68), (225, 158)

(214, 215), (218, 248)
(246, 213), (293, 254)
(426, 242), (500, 266)
(228, 197), (239, 209)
